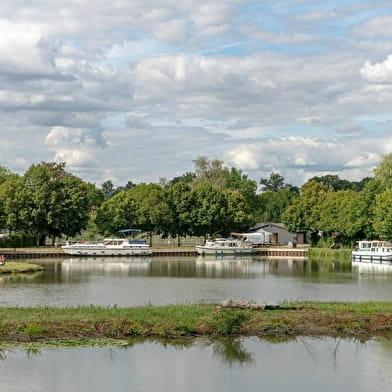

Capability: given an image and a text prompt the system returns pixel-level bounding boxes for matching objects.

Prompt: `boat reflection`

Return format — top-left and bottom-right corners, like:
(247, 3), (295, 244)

(352, 261), (392, 274)
(195, 255), (254, 277)
(62, 257), (152, 276)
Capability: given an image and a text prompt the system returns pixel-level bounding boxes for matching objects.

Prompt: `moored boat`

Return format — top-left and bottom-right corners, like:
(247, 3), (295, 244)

(61, 229), (152, 256)
(195, 238), (254, 256)
(351, 240), (392, 264)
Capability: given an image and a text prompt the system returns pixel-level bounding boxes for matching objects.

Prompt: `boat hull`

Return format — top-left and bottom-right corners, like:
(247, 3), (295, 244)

(351, 251), (392, 263)
(61, 246), (152, 256)
(195, 245), (254, 256)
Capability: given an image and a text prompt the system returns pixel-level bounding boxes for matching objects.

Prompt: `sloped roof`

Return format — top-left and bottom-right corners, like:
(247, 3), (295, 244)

(248, 222), (286, 231)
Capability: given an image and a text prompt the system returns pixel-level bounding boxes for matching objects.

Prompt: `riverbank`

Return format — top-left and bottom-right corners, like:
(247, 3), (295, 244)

(0, 245), (309, 259)
(0, 262), (44, 274)
(0, 302), (391, 347)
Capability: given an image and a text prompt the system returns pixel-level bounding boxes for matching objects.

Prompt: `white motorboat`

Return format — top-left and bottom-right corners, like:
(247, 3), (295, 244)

(195, 238), (254, 256)
(61, 229), (152, 256)
(351, 240), (392, 263)
(61, 238), (152, 256)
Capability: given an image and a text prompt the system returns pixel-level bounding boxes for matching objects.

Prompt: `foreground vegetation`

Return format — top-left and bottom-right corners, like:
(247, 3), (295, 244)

(0, 262), (43, 274)
(0, 302), (392, 347)
(307, 248), (352, 260)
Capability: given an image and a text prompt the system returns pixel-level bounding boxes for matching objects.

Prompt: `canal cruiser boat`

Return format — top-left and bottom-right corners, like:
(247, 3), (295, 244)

(195, 238), (254, 256)
(351, 240), (392, 264)
(61, 229), (152, 256)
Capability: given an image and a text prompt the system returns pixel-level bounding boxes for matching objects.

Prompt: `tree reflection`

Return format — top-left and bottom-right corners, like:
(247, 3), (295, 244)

(212, 338), (254, 365)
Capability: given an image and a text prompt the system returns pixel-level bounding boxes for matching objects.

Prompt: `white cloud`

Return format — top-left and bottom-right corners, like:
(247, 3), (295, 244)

(360, 55), (392, 83)
(0, 0), (392, 186)
(353, 15), (392, 38)
(225, 136), (388, 186)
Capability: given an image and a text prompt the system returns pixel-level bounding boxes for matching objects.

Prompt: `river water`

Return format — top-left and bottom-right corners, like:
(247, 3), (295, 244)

(1, 337), (392, 392)
(2, 255), (392, 391)
(0, 256), (392, 306)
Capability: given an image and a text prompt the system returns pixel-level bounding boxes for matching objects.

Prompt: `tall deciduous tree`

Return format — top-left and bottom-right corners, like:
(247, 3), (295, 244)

(257, 188), (298, 223)
(282, 181), (331, 233)
(191, 183), (227, 239)
(373, 189), (392, 240)
(128, 183), (172, 245)
(374, 153), (392, 190)
(259, 172), (285, 192)
(23, 162), (91, 244)
(192, 156), (229, 190)
(166, 182), (194, 246)
(225, 167), (258, 212)
(0, 176), (29, 234)
(94, 190), (138, 236)
(222, 189), (253, 234)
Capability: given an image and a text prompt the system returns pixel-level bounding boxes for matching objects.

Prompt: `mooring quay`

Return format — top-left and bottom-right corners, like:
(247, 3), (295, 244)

(0, 247), (308, 259)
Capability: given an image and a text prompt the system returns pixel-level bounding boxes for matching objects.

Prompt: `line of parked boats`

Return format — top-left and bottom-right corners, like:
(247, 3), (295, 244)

(61, 230), (267, 257)
(61, 229), (392, 265)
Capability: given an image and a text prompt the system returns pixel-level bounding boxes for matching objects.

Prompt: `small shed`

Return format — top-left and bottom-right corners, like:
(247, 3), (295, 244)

(248, 223), (295, 245)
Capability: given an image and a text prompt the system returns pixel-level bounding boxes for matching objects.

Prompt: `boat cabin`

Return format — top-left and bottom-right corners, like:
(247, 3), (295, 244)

(356, 240), (392, 252)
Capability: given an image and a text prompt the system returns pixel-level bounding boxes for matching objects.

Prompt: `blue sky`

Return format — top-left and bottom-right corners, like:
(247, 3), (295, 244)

(1, 0), (392, 186)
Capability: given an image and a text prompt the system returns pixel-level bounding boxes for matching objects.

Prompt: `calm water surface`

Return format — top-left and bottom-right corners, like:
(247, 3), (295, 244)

(1, 256), (392, 306)
(1, 337), (392, 392)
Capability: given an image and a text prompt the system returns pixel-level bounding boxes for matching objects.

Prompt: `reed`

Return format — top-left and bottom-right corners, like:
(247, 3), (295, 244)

(307, 247), (352, 260)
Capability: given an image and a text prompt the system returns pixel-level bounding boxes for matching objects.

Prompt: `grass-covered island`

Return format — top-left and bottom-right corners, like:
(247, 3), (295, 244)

(0, 261), (43, 274)
(1, 302), (392, 348)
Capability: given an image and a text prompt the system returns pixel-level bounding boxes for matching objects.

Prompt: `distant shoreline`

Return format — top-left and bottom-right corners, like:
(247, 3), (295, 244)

(0, 246), (309, 259)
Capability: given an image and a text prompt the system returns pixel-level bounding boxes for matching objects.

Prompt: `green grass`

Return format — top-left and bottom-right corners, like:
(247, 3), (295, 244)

(307, 247), (352, 261)
(0, 262), (44, 274)
(1, 302), (392, 347)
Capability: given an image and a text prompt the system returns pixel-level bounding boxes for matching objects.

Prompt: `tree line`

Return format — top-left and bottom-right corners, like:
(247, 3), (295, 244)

(0, 154), (390, 247)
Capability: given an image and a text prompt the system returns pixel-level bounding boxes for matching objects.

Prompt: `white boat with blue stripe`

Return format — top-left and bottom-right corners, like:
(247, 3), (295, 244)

(352, 240), (392, 264)
(62, 229), (152, 256)
(195, 238), (254, 256)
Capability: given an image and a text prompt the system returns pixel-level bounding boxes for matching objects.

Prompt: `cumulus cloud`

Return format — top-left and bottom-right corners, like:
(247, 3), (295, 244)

(360, 55), (392, 83)
(0, 0), (392, 186)
(225, 135), (387, 185)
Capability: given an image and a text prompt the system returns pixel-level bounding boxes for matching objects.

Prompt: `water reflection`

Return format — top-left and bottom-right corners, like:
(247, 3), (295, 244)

(353, 261), (392, 275)
(1, 256), (392, 307)
(62, 257), (152, 277)
(1, 337), (392, 392)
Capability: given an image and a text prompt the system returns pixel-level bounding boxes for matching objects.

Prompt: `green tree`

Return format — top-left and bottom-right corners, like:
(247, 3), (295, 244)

(259, 172), (285, 192)
(0, 165), (15, 185)
(128, 183), (172, 245)
(0, 176), (29, 234)
(374, 153), (392, 190)
(225, 167), (258, 213)
(373, 189), (392, 240)
(282, 181), (331, 234)
(258, 188), (298, 222)
(222, 189), (253, 234)
(169, 172), (196, 186)
(94, 190), (138, 236)
(101, 180), (116, 199)
(191, 183), (227, 239)
(192, 156), (229, 190)
(23, 162), (91, 244)
(166, 182), (194, 246)
(317, 190), (358, 244)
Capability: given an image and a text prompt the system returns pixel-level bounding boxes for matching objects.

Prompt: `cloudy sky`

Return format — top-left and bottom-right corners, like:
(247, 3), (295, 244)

(1, 0), (392, 187)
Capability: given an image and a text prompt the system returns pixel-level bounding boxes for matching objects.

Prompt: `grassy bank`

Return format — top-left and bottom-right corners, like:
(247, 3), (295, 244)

(0, 302), (392, 347)
(0, 262), (44, 274)
(308, 247), (352, 261)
